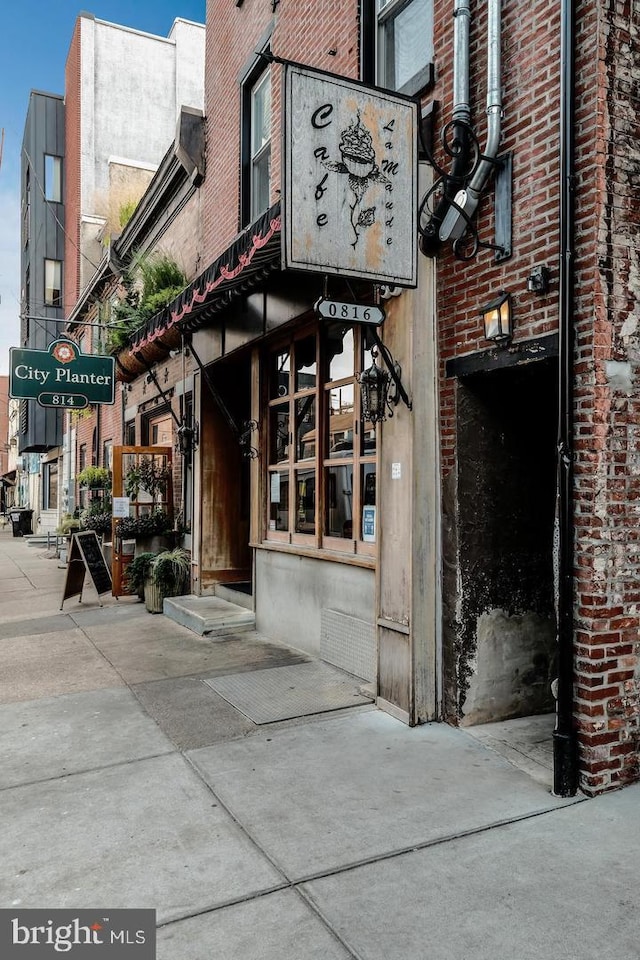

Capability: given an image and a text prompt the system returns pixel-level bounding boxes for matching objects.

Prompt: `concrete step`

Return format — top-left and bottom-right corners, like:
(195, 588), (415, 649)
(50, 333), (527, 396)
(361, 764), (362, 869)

(24, 535), (57, 548)
(214, 581), (254, 611)
(163, 594), (256, 638)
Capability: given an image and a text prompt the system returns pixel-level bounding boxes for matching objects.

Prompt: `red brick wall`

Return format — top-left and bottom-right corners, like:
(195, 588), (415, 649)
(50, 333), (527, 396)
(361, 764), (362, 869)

(432, 0), (640, 793)
(202, 0), (359, 265)
(571, 0), (640, 794)
(64, 18), (83, 319)
(431, 0), (562, 475)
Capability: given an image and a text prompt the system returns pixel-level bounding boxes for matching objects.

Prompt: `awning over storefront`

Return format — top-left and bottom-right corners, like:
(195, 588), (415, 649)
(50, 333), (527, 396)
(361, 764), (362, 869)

(1, 470), (16, 487)
(130, 202), (282, 355)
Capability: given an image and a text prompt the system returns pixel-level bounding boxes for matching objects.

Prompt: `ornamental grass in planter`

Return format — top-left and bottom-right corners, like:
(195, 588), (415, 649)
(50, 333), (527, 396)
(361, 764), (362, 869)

(144, 547), (190, 614)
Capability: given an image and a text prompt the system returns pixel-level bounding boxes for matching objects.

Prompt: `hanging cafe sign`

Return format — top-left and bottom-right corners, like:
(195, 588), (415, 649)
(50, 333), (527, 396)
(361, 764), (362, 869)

(282, 63), (418, 288)
(9, 339), (116, 409)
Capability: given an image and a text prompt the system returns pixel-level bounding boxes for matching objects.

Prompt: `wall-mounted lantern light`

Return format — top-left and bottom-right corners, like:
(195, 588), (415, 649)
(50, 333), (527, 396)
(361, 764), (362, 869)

(358, 347), (391, 423)
(357, 339), (412, 422)
(480, 290), (512, 344)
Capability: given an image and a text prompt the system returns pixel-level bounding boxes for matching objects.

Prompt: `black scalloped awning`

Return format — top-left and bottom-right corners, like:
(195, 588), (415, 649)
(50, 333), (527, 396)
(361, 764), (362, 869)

(130, 201), (281, 353)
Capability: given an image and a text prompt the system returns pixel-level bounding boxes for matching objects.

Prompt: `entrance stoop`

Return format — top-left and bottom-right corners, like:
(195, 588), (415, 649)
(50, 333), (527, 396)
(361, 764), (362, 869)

(163, 595), (255, 637)
(213, 581), (254, 611)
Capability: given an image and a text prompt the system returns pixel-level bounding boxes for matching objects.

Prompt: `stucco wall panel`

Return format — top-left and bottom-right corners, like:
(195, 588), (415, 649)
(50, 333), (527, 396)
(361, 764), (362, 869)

(255, 550), (374, 658)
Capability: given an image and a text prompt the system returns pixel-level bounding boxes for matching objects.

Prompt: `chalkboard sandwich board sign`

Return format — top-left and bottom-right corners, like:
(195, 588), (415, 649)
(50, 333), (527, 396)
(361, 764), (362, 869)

(60, 531), (113, 609)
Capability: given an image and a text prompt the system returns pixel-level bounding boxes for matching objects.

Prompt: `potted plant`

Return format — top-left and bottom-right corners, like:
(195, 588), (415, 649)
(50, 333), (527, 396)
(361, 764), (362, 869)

(144, 547), (190, 613)
(124, 458), (172, 501)
(79, 508), (113, 538)
(58, 514), (81, 537)
(124, 552), (158, 601)
(77, 466), (111, 489)
(114, 510), (174, 554)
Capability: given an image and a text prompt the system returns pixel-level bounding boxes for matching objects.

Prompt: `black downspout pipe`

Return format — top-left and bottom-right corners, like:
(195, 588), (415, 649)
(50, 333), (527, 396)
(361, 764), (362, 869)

(553, 0), (578, 797)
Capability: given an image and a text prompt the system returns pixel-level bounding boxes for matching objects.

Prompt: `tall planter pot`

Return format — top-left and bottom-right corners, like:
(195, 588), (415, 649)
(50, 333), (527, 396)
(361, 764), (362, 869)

(143, 575), (188, 614)
(144, 579), (164, 614)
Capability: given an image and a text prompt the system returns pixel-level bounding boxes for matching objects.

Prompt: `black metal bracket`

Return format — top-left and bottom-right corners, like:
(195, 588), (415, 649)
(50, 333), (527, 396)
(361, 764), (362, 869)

(239, 420), (259, 460)
(134, 353), (182, 431)
(370, 330), (412, 411)
(187, 339), (259, 458)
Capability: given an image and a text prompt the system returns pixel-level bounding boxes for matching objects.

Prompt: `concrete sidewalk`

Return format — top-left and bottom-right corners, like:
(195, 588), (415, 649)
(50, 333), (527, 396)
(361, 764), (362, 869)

(0, 529), (638, 960)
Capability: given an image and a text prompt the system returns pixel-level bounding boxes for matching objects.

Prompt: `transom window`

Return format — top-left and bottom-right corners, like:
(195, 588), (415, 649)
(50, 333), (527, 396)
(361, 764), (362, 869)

(376, 0), (433, 94)
(266, 324), (377, 556)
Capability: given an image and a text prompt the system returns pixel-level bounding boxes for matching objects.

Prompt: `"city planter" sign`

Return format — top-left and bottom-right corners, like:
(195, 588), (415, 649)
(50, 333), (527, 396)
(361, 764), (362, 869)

(9, 339), (116, 408)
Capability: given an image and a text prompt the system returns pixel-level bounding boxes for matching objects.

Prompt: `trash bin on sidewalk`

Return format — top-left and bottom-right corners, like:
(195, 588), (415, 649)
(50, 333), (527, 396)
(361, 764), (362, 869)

(10, 509), (34, 537)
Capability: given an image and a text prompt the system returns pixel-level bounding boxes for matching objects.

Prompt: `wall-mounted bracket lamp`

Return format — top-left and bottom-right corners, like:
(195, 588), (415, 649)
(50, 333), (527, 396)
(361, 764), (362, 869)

(177, 420), (199, 457)
(357, 332), (412, 423)
(480, 290), (513, 344)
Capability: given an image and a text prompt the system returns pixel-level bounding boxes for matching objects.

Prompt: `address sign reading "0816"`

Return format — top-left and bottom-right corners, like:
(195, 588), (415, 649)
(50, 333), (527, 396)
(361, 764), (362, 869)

(314, 298), (385, 326)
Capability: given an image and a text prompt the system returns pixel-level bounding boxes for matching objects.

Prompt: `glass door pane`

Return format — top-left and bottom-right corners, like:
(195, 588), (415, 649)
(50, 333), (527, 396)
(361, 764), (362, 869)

(295, 468), (316, 534)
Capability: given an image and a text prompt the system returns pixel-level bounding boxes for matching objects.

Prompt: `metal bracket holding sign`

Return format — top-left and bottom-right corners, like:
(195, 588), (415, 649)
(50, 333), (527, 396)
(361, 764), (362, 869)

(9, 338), (116, 407)
(315, 298), (385, 326)
(60, 531), (113, 609)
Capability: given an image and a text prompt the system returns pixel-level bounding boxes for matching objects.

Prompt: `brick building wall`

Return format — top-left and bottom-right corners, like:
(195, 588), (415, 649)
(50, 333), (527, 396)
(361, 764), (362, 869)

(571, 0), (640, 793)
(432, 0), (562, 473)
(202, 0), (360, 265)
(430, 0), (640, 793)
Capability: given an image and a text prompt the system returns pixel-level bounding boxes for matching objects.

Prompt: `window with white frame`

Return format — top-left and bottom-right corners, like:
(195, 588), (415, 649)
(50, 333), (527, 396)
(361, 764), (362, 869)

(44, 155), (62, 203)
(43, 461), (59, 511)
(376, 0), (433, 94)
(250, 67), (271, 221)
(266, 323), (377, 556)
(242, 59), (272, 226)
(44, 259), (62, 307)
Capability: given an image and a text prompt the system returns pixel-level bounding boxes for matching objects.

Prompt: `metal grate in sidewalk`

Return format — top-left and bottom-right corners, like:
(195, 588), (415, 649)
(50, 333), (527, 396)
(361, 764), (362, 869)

(202, 661), (372, 724)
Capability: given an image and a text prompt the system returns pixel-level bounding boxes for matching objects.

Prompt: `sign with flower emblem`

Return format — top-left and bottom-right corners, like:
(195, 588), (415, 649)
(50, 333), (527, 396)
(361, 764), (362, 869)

(9, 338), (116, 407)
(283, 63), (418, 287)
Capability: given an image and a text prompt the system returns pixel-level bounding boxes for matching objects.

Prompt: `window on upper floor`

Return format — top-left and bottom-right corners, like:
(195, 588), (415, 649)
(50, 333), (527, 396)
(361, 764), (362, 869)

(22, 167), (31, 248)
(363, 0), (434, 95)
(45, 155), (62, 203)
(44, 259), (62, 307)
(241, 61), (272, 226)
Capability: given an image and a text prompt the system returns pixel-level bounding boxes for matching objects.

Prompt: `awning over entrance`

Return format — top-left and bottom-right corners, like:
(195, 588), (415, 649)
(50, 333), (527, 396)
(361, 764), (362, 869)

(130, 202), (282, 356)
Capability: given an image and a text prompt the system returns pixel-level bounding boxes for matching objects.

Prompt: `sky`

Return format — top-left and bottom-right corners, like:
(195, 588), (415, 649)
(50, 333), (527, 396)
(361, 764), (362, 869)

(0, 0), (206, 375)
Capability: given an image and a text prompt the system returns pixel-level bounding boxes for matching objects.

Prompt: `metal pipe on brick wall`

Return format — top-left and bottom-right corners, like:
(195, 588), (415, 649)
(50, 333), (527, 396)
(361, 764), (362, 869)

(452, 0), (471, 127)
(420, 0), (471, 254)
(439, 0), (503, 242)
(553, 0), (578, 798)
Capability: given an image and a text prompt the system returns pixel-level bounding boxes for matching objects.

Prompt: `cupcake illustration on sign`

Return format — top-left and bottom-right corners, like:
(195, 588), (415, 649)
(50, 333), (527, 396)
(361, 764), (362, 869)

(52, 342), (76, 364)
(323, 112), (390, 248)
